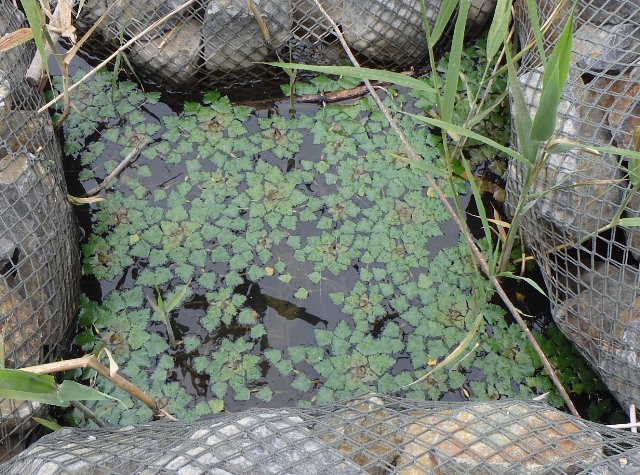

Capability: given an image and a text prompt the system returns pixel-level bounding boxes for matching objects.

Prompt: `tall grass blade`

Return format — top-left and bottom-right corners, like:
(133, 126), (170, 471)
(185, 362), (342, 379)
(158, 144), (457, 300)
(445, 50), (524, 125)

(19, 0), (48, 74)
(465, 90), (508, 130)
(441, 0), (469, 124)
(33, 417), (62, 431)
(497, 271), (548, 297)
(525, 0), (547, 64)
(545, 139), (640, 163)
(390, 153), (448, 177)
(505, 46), (538, 162)
(264, 63), (435, 93)
(619, 218), (640, 227)
(406, 313), (483, 387)
(530, 10), (574, 142)
(145, 291), (176, 348)
(58, 380), (124, 406)
(403, 112), (529, 164)
(165, 281), (191, 313)
(431, 0), (460, 45)
(486, 0), (512, 62)
(460, 155), (499, 272)
(0, 369), (66, 406)
(629, 127), (640, 186)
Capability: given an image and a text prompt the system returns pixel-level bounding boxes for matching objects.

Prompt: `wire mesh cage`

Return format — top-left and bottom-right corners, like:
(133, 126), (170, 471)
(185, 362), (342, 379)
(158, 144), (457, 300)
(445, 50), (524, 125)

(0, 2), (80, 462)
(72, 0), (497, 91)
(506, 0), (640, 414)
(2, 393), (640, 474)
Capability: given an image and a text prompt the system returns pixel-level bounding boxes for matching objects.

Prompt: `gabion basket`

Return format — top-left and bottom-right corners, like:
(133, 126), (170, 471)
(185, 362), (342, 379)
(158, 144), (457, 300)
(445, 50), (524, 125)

(2, 393), (640, 474)
(0, 2), (80, 462)
(73, 0), (497, 91)
(507, 0), (640, 414)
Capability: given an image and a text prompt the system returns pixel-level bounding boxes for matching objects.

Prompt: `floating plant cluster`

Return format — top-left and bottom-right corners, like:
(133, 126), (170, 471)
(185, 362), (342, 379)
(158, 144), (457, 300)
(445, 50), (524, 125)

(64, 41), (603, 425)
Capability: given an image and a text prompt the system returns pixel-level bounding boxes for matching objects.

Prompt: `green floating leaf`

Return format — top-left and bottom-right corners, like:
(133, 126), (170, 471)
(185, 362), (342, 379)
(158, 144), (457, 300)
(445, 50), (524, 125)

(274, 359), (294, 376)
(330, 292), (345, 305)
(265, 349), (282, 364)
(288, 346), (307, 364)
(315, 329), (333, 347)
(251, 324), (266, 339)
(291, 374), (312, 392)
(294, 288), (309, 300)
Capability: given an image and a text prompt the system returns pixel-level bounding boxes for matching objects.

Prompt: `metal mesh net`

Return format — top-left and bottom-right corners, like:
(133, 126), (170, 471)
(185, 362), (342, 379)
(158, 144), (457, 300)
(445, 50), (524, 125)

(2, 393), (640, 474)
(0, 2), (80, 462)
(72, 0), (497, 91)
(506, 0), (640, 414)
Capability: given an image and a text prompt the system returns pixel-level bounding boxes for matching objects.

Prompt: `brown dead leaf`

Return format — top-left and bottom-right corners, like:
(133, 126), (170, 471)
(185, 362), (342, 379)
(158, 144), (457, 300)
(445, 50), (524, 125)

(67, 194), (105, 205)
(56, 0), (76, 43)
(0, 28), (33, 53)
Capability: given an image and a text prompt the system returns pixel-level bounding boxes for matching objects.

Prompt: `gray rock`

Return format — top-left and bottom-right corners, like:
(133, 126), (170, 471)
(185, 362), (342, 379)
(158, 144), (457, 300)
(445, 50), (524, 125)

(294, 0), (344, 44)
(466, 0), (498, 38)
(316, 395), (604, 474)
(3, 412), (364, 474)
(77, 0), (186, 42)
(203, 0), (292, 72)
(341, 0), (432, 66)
(0, 237), (14, 268)
(555, 262), (640, 411)
(574, 22), (640, 73)
(0, 75), (10, 120)
(607, 68), (640, 152)
(507, 67), (623, 243)
(398, 402), (604, 473)
(129, 19), (201, 89)
(581, 0), (640, 25)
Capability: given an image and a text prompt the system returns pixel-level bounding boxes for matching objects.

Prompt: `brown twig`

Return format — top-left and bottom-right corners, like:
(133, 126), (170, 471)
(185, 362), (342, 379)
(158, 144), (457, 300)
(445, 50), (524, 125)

(309, 0), (580, 417)
(21, 354), (172, 420)
(25, 0), (74, 86)
(237, 69), (425, 108)
(247, 0), (271, 45)
(82, 139), (147, 197)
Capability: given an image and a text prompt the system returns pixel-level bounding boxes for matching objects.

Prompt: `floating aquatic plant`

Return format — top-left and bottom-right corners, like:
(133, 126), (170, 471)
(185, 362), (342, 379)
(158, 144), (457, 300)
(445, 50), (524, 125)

(64, 39), (597, 425)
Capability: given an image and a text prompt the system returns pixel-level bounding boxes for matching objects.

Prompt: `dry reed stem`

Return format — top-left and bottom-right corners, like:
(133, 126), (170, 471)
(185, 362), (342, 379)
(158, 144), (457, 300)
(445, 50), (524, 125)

(308, 0), (579, 417)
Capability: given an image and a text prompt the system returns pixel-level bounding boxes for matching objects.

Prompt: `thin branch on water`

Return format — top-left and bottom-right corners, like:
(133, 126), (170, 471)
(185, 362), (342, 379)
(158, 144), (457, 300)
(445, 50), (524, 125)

(21, 354), (173, 420)
(309, 0), (580, 417)
(82, 139), (147, 197)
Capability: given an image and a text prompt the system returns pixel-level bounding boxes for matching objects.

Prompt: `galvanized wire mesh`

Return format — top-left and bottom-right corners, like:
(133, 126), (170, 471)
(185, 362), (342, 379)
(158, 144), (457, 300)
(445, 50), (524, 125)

(73, 0), (497, 91)
(2, 393), (640, 474)
(507, 0), (640, 413)
(0, 2), (80, 463)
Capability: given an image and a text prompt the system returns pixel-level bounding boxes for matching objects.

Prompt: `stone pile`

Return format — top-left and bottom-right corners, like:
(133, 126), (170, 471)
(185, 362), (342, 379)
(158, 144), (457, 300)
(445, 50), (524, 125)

(0, 2), (80, 461)
(4, 394), (637, 474)
(507, 0), (640, 412)
(76, 0), (497, 88)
